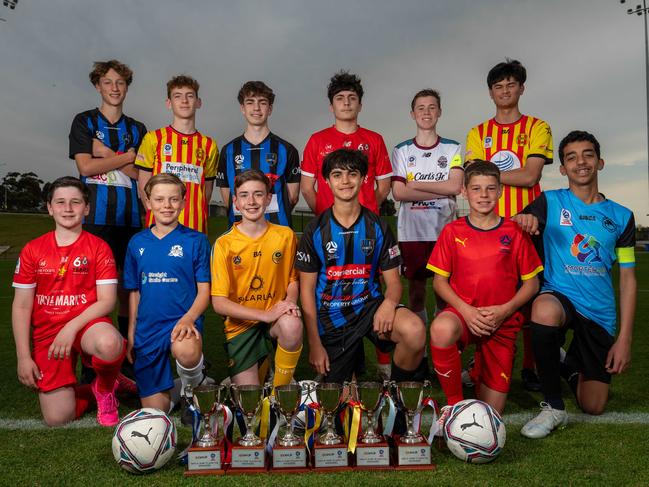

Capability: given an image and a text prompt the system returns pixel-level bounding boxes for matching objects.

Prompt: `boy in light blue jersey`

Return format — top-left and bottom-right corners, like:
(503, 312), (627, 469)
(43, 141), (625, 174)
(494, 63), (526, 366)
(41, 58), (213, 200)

(123, 173), (211, 415)
(514, 131), (636, 439)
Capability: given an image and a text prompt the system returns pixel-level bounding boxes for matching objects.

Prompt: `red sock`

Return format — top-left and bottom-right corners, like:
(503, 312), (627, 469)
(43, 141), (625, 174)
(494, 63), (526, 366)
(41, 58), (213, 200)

(92, 340), (126, 393)
(74, 384), (94, 419)
(430, 344), (463, 405)
(522, 325), (535, 370)
(376, 347), (391, 365)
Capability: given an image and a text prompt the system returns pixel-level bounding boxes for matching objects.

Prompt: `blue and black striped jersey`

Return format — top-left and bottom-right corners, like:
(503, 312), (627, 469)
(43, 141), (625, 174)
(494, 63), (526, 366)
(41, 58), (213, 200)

(216, 132), (300, 227)
(69, 108), (146, 227)
(296, 207), (402, 336)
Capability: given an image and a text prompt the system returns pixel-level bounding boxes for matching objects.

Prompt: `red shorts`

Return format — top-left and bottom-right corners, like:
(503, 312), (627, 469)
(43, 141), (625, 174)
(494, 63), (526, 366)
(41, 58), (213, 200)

(443, 306), (524, 393)
(399, 241), (436, 280)
(32, 317), (112, 393)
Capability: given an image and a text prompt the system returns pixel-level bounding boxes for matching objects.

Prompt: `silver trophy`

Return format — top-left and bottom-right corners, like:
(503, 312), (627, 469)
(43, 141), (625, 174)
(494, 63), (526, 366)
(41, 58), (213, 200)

(231, 384), (264, 446)
(315, 382), (344, 445)
(192, 384), (218, 447)
(275, 383), (303, 447)
(356, 381), (385, 444)
(396, 381), (426, 444)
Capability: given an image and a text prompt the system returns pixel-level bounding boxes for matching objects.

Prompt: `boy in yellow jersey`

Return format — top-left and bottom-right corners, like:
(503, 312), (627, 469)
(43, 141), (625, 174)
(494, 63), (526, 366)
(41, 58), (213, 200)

(136, 75), (218, 234)
(465, 59), (553, 391)
(211, 169), (303, 386)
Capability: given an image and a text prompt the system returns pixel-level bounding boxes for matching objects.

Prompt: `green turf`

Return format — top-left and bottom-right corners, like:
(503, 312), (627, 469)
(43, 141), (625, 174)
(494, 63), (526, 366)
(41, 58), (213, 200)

(1, 214), (648, 484)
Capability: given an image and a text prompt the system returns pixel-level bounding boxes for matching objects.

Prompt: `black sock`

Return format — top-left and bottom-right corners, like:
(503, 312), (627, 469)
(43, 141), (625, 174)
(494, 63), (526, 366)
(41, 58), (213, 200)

(530, 322), (565, 410)
(390, 356), (428, 383)
(117, 315), (129, 339)
(560, 356), (579, 399)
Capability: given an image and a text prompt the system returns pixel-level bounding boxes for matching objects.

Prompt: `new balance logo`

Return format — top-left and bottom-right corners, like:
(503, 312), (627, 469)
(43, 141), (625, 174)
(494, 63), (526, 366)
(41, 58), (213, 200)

(131, 427), (153, 445)
(454, 237), (468, 247)
(434, 368), (452, 378)
(460, 413), (484, 431)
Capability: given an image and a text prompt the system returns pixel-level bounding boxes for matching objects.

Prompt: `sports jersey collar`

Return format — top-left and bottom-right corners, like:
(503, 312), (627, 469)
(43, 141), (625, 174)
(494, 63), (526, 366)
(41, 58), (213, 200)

(331, 124), (362, 137)
(465, 215), (504, 232)
(95, 108), (125, 126)
(168, 125), (199, 137)
(242, 132), (272, 147)
(564, 188), (608, 208)
(490, 114), (526, 127)
(232, 221), (271, 241)
(412, 136), (440, 150)
(328, 206), (364, 231)
(146, 223), (182, 241)
(50, 230), (85, 249)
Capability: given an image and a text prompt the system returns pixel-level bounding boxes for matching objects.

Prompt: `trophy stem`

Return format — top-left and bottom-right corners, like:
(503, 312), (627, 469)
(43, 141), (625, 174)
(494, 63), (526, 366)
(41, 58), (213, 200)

(197, 414), (217, 448)
(361, 411), (382, 444)
(319, 412), (342, 445)
(239, 414), (262, 447)
(401, 410), (423, 444)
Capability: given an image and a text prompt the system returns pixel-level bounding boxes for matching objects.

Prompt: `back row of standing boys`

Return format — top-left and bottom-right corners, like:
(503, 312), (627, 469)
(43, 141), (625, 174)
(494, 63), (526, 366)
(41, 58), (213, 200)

(12, 59), (636, 442)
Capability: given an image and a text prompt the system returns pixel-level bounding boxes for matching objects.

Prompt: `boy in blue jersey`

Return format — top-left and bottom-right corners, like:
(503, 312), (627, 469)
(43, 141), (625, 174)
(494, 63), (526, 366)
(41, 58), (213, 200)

(296, 149), (427, 383)
(123, 173), (211, 414)
(514, 131), (637, 439)
(216, 81), (300, 227)
(69, 60), (147, 382)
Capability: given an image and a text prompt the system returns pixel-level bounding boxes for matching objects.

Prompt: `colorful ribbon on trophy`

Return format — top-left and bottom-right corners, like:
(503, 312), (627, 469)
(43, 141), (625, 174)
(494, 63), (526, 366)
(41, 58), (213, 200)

(381, 393), (397, 437)
(302, 402), (321, 454)
(412, 396), (439, 444)
(177, 401), (201, 463)
(340, 400), (361, 453)
(259, 396), (272, 440)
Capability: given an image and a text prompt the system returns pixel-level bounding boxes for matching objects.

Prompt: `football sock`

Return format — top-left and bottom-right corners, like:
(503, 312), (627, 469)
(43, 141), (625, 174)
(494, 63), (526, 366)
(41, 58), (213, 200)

(117, 315), (129, 340)
(92, 339), (127, 393)
(530, 322), (565, 410)
(390, 362), (417, 382)
(258, 356), (270, 385)
(74, 384), (94, 419)
(431, 344), (463, 405)
(176, 355), (204, 396)
(273, 344), (302, 388)
(376, 347), (391, 365)
(522, 325), (535, 370)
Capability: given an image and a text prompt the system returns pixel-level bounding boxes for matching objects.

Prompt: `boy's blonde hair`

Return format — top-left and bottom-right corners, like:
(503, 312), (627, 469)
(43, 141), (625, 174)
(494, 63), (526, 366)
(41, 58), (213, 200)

(144, 173), (186, 199)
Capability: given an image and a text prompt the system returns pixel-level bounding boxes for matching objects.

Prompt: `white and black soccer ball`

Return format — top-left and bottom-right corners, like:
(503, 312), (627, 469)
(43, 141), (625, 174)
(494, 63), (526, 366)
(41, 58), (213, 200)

(112, 408), (176, 474)
(444, 399), (506, 464)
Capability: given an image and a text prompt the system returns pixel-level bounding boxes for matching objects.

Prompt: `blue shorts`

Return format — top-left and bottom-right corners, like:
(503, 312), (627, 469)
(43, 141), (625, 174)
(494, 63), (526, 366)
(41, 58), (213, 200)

(133, 322), (203, 398)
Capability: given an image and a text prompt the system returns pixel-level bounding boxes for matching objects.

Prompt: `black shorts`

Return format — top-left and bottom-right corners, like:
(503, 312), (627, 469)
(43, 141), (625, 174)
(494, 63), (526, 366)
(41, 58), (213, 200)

(321, 299), (398, 383)
(542, 290), (614, 384)
(83, 223), (140, 270)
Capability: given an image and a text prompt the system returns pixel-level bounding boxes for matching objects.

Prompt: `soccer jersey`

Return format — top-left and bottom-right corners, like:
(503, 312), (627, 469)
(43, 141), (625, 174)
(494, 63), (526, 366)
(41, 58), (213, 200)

(392, 137), (463, 242)
(522, 190), (636, 335)
(211, 223), (298, 340)
(69, 109), (147, 227)
(295, 207), (402, 336)
(465, 115), (553, 217)
(427, 217), (542, 307)
(301, 126), (392, 214)
(123, 224), (211, 344)
(135, 126), (218, 233)
(12, 231), (118, 344)
(216, 133), (300, 227)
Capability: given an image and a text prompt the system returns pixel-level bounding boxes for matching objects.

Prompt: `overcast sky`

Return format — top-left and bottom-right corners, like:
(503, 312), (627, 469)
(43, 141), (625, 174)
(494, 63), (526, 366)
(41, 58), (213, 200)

(1, 0), (648, 224)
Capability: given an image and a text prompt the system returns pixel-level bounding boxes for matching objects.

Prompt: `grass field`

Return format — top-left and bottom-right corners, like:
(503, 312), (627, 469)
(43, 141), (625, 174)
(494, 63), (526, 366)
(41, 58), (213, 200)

(1, 214), (648, 486)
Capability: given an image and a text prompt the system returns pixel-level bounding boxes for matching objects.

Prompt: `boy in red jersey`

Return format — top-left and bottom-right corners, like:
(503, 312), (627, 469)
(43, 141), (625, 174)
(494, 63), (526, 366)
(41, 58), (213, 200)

(301, 71), (393, 377)
(12, 177), (128, 426)
(427, 161), (542, 421)
(465, 59), (553, 391)
(136, 75), (218, 234)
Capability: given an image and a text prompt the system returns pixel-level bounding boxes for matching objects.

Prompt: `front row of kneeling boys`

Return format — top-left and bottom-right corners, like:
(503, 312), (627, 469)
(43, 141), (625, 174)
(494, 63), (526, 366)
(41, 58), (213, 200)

(12, 130), (636, 442)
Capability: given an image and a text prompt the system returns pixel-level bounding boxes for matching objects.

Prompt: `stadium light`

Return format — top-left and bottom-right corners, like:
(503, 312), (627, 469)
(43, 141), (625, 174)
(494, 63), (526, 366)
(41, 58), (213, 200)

(620, 0), (649, 207)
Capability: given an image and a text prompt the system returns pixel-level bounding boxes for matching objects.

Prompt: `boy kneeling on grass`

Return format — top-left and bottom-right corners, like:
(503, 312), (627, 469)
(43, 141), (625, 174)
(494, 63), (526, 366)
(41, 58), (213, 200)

(428, 160), (542, 428)
(12, 177), (127, 426)
(123, 173), (211, 419)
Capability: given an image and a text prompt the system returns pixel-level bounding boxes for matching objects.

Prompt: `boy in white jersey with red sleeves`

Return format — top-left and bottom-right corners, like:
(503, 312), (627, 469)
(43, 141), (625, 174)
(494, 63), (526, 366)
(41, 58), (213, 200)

(12, 177), (128, 427)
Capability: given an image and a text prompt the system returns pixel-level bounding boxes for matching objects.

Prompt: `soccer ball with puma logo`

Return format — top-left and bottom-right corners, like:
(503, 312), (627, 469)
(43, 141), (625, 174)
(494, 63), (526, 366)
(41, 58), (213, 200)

(112, 408), (177, 474)
(443, 399), (506, 463)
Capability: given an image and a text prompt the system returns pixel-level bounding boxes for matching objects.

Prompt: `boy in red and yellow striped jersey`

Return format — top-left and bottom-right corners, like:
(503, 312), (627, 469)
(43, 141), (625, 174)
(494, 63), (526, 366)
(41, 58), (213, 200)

(465, 59), (552, 392)
(136, 75), (218, 234)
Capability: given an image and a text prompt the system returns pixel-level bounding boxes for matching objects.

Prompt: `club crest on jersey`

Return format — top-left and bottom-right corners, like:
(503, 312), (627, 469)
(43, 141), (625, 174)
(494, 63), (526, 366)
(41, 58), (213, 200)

(196, 147), (205, 163)
(343, 141), (352, 148)
(235, 154), (245, 169)
(484, 137), (492, 149)
(168, 245), (183, 258)
(265, 153), (277, 166)
(95, 131), (105, 141)
(163, 143), (173, 156)
(360, 239), (375, 256)
(602, 217), (618, 233)
(272, 250), (283, 264)
(437, 156), (448, 168)
(122, 133), (132, 146)
(560, 208), (573, 226)
(517, 134), (527, 145)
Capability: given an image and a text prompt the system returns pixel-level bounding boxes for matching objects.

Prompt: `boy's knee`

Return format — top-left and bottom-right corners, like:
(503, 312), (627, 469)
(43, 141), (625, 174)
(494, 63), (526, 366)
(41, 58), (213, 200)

(173, 340), (202, 366)
(429, 316), (459, 347)
(42, 411), (74, 427)
(94, 331), (123, 359)
(275, 315), (303, 347)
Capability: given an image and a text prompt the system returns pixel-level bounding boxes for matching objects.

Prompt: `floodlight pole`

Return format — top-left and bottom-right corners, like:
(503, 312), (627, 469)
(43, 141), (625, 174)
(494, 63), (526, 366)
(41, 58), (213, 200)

(621, 0), (649, 211)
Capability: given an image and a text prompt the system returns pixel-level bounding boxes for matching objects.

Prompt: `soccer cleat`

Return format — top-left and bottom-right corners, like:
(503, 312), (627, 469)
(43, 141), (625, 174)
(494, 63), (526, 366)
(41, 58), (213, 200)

(435, 405), (453, 437)
(521, 367), (542, 392)
(115, 373), (138, 396)
(91, 379), (119, 427)
(376, 363), (392, 382)
(520, 402), (568, 439)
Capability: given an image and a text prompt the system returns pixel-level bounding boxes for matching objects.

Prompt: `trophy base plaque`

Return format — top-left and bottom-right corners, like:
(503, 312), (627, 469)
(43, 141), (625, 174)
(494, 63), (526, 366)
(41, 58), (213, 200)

(271, 444), (310, 473)
(184, 443), (225, 476)
(313, 443), (352, 471)
(354, 441), (392, 469)
(394, 440), (436, 471)
(228, 443), (267, 474)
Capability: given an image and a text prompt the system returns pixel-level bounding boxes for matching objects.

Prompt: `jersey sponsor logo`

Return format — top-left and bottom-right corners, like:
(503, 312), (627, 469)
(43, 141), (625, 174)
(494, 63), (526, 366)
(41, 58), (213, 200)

(360, 239), (375, 256)
(579, 215), (595, 221)
(320, 290), (370, 308)
(265, 153), (277, 166)
(484, 136), (492, 149)
(95, 131), (105, 141)
(357, 143), (369, 151)
(85, 169), (132, 188)
(490, 150), (521, 171)
(168, 245), (183, 258)
(454, 237), (468, 247)
(272, 250), (283, 264)
(238, 291), (275, 303)
(139, 248), (145, 256)
(291, 167), (300, 175)
(388, 245), (400, 258)
(409, 171), (448, 182)
(437, 155), (447, 167)
(571, 234), (602, 264)
(296, 251), (310, 263)
(410, 200), (440, 210)
(560, 208), (573, 226)
(250, 275), (264, 290)
(162, 162), (203, 184)
(163, 143), (173, 155)
(145, 271), (179, 283)
(326, 264), (371, 280)
(602, 217), (618, 233)
(36, 293), (88, 307)
(71, 256), (89, 274)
